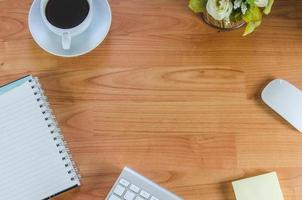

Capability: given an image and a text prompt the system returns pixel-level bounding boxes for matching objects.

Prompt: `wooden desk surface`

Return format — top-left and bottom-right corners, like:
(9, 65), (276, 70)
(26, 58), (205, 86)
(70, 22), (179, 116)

(1, 0), (302, 199)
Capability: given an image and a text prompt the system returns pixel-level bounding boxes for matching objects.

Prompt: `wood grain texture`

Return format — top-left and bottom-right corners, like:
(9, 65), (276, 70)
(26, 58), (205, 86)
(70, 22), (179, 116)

(0, 0), (302, 199)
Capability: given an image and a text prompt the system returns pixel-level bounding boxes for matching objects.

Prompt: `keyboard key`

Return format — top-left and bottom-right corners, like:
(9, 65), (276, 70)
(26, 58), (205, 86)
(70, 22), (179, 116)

(108, 194), (122, 200)
(124, 191), (136, 200)
(106, 167), (183, 200)
(113, 185), (126, 196)
(130, 184), (140, 193)
(119, 178), (130, 187)
(140, 190), (150, 198)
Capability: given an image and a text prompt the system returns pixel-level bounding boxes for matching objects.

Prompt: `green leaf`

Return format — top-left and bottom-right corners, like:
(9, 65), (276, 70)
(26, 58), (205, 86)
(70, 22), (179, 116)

(243, 21), (261, 36)
(246, 0), (255, 6)
(243, 6), (262, 22)
(188, 0), (206, 13)
(242, 6), (262, 35)
(263, 0), (274, 15)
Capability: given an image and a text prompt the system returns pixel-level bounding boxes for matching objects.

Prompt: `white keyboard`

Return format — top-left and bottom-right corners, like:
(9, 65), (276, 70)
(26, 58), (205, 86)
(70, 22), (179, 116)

(105, 167), (183, 200)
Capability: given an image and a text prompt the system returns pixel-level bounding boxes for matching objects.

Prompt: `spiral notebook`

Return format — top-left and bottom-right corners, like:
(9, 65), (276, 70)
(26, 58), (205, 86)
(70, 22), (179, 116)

(0, 75), (81, 200)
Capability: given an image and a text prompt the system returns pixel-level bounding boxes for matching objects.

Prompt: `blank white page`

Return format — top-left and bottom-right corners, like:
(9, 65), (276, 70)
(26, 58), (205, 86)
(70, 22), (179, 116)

(0, 78), (80, 200)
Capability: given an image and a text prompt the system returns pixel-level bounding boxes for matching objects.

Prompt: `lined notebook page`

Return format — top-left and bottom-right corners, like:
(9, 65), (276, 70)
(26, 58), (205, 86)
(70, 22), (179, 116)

(0, 79), (79, 200)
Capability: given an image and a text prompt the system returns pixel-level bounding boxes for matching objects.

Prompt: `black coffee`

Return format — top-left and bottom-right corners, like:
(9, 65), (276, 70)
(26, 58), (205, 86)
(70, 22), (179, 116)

(45, 0), (90, 29)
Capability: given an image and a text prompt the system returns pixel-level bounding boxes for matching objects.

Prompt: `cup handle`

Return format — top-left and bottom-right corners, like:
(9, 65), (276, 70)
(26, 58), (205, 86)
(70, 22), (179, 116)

(62, 32), (71, 50)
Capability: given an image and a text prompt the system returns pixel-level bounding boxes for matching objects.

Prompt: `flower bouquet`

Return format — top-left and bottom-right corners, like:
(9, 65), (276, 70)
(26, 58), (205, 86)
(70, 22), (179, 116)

(189, 0), (274, 35)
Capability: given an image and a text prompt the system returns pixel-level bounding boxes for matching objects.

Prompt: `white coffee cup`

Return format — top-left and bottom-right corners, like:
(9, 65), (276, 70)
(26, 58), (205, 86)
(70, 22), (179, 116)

(40, 0), (93, 50)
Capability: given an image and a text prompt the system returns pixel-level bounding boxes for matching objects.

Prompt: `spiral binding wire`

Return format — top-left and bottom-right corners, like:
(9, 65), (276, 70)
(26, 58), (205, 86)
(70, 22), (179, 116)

(28, 77), (81, 184)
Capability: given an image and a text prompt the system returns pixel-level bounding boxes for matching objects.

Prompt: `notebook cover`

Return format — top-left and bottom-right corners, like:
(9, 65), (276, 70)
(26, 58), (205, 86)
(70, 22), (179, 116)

(0, 75), (31, 95)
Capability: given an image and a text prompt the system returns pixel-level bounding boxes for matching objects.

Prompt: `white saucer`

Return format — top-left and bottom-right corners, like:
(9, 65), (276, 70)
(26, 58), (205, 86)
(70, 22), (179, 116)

(28, 0), (111, 57)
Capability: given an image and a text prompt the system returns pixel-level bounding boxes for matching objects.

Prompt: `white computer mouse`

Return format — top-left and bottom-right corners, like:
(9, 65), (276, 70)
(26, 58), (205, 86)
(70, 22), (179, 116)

(261, 79), (302, 132)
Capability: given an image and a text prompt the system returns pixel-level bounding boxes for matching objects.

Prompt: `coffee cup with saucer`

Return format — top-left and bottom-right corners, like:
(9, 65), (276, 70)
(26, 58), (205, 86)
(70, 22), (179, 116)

(28, 0), (111, 57)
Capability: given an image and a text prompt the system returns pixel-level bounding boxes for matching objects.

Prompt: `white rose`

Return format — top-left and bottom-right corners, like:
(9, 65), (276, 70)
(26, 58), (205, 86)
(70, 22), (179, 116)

(234, 0), (242, 9)
(254, 0), (268, 7)
(241, 2), (247, 14)
(206, 0), (233, 21)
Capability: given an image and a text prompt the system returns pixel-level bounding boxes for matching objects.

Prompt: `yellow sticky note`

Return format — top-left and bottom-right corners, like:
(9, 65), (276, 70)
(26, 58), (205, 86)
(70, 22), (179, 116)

(232, 172), (284, 200)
